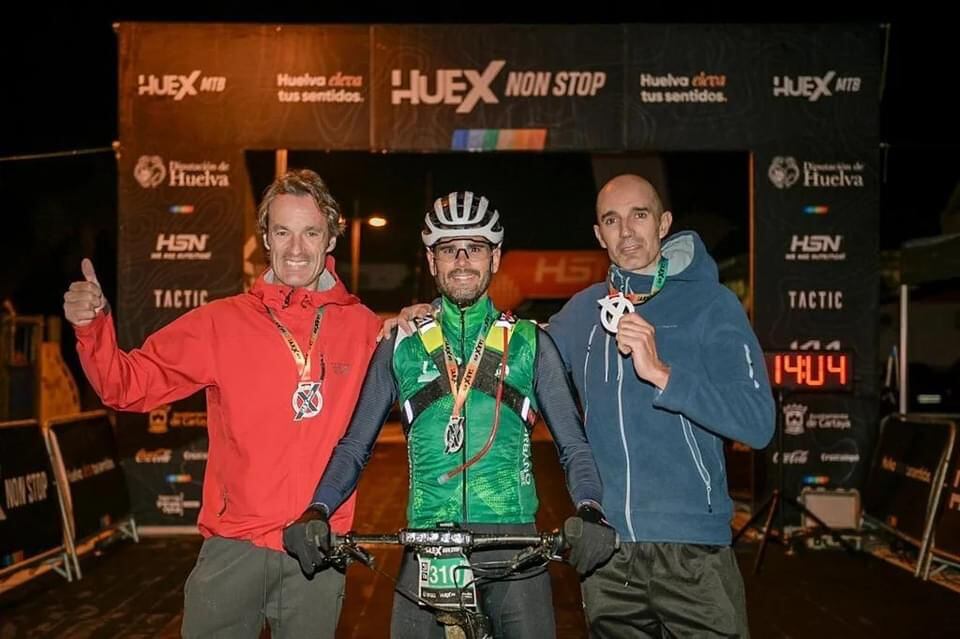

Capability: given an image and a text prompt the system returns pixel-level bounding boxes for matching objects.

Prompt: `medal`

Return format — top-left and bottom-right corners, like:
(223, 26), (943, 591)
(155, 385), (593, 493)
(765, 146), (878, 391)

(597, 293), (636, 334)
(292, 381), (323, 421)
(437, 316), (492, 455)
(267, 304), (326, 421)
(444, 416), (465, 454)
(599, 256), (669, 333)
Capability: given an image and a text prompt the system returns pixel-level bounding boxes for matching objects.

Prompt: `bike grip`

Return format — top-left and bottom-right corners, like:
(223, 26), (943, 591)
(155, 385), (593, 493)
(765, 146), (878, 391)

(555, 528), (570, 554)
(563, 516), (583, 543)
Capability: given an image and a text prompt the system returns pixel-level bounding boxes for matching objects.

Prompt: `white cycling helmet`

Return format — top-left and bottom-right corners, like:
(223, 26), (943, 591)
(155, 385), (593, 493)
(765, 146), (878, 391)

(422, 191), (504, 247)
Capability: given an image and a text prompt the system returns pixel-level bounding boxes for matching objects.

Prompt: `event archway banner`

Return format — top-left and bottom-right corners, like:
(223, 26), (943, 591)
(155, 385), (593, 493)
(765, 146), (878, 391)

(116, 22), (882, 526)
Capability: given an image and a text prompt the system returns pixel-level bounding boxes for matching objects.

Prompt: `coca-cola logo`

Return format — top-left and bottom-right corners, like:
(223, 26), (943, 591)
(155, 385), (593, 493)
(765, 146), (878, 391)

(773, 450), (809, 465)
(135, 448), (173, 464)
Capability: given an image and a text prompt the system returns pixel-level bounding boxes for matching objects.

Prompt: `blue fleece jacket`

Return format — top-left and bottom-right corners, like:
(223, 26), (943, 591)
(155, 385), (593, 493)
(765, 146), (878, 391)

(547, 231), (775, 545)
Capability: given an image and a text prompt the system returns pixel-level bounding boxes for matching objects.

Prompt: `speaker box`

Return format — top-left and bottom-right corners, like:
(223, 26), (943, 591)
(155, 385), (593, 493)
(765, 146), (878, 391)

(800, 487), (862, 530)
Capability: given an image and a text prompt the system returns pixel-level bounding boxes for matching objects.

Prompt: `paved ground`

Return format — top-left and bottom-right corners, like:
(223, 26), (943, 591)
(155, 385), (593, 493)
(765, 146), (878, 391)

(3, 433), (959, 638)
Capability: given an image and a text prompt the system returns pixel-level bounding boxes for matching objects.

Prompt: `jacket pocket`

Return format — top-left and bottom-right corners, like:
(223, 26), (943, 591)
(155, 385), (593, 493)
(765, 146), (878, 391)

(712, 436), (727, 483)
(217, 489), (228, 517)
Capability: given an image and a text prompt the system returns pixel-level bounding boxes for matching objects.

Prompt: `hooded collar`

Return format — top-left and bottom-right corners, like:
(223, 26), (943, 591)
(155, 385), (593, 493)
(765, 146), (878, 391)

(607, 230), (717, 295)
(250, 255), (358, 311)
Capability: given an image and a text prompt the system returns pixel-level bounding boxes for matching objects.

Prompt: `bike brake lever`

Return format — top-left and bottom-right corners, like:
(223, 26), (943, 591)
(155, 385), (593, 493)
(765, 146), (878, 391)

(346, 545), (375, 567)
(509, 545), (548, 572)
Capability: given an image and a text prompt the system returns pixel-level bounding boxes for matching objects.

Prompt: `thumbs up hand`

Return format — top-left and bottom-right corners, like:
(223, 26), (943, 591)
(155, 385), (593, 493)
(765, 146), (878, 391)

(63, 258), (108, 327)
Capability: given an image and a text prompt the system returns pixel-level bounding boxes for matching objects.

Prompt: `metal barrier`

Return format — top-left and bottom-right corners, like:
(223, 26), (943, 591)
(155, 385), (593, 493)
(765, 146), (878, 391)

(44, 410), (138, 579)
(0, 419), (73, 583)
(923, 414), (960, 579)
(862, 413), (956, 578)
(1, 411), (138, 590)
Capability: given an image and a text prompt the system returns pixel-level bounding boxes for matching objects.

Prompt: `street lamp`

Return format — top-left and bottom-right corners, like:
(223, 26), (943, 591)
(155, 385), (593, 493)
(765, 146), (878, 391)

(350, 201), (388, 294)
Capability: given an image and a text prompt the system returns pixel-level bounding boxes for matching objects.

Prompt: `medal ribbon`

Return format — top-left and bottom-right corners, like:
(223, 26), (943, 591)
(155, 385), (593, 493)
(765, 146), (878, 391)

(441, 315), (493, 429)
(266, 306), (326, 382)
(607, 256), (669, 305)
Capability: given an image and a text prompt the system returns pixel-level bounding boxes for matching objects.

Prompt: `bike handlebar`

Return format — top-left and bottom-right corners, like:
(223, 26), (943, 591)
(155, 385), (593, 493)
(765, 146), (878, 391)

(323, 526), (568, 638)
(332, 528), (566, 552)
(326, 527), (568, 571)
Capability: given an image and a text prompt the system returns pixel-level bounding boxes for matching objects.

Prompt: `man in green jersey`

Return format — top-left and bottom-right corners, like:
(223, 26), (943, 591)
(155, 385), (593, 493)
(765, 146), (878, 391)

(283, 191), (616, 638)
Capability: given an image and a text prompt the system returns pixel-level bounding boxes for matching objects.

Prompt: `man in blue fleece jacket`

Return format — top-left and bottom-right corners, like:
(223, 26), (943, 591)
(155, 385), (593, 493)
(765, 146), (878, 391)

(547, 174), (775, 638)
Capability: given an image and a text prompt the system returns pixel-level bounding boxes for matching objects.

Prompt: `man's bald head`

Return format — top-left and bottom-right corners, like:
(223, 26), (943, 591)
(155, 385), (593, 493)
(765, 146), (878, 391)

(593, 174), (672, 271)
(596, 175), (665, 221)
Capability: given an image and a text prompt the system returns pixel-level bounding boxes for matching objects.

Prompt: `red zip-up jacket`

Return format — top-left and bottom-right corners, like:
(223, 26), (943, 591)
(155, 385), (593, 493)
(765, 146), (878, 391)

(74, 259), (380, 551)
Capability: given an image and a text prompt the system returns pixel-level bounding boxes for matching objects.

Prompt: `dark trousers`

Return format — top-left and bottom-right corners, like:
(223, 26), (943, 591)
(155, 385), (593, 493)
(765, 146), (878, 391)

(181, 536), (345, 639)
(582, 542), (750, 639)
(390, 523), (557, 639)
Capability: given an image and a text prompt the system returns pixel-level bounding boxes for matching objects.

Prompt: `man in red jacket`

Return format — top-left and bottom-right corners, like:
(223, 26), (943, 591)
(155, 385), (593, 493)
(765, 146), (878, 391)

(63, 169), (381, 639)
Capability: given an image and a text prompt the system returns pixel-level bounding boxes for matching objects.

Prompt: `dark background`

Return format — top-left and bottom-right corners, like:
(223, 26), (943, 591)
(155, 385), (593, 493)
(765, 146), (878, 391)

(0, 6), (956, 320)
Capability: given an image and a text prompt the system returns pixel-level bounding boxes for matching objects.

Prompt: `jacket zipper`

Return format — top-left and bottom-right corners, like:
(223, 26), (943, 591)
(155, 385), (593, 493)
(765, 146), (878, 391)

(460, 307), (468, 523)
(616, 355), (637, 541)
(680, 415), (713, 512)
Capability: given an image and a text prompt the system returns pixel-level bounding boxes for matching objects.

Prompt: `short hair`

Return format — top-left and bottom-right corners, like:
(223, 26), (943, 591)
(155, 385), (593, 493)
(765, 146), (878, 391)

(256, 169), (344, 240)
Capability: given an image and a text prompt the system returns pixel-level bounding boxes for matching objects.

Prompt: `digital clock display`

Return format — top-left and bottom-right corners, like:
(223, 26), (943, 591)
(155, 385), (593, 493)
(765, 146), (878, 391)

(763, 351), (853, 391)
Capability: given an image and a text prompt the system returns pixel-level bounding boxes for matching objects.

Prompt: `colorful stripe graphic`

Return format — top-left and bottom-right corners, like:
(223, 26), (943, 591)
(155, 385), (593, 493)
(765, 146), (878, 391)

(451, 129), (548, 151)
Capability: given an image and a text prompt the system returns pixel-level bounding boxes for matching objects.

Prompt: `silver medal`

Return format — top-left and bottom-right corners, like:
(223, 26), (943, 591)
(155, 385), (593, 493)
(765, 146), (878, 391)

(598, 293), (635, 334)
(444, 416), (465, 454)
(292, 381), (323, 421)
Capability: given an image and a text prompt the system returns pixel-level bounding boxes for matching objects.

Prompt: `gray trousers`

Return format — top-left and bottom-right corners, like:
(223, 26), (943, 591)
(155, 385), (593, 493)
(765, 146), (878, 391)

(582, 542), (750, 639)
(181, 536), (345, 639)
